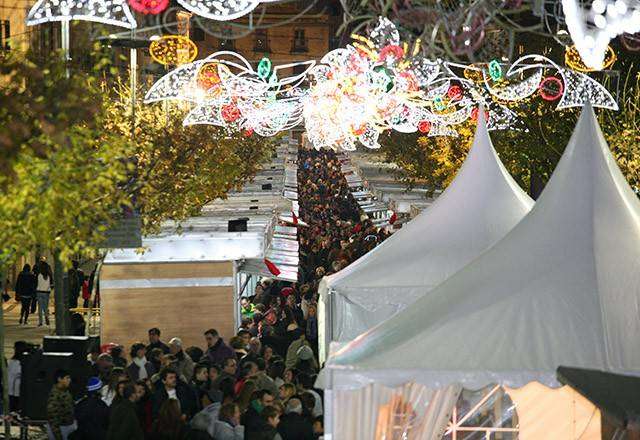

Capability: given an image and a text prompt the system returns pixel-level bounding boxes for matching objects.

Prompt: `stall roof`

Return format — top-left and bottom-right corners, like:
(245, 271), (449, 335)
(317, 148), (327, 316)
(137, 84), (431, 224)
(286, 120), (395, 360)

(325, 105), (640, 390)
(320, 110), (533, 344)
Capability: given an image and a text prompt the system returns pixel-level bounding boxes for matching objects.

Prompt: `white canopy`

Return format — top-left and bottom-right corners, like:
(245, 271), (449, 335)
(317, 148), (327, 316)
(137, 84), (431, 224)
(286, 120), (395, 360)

(318, 110), (533, 358)
(324, 105), (640, 390)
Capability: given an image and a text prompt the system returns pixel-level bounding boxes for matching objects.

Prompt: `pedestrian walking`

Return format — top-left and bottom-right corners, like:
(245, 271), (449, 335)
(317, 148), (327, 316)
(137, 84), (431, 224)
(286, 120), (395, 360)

(15, 264), (36, 325)
(35, 259), (53, 327)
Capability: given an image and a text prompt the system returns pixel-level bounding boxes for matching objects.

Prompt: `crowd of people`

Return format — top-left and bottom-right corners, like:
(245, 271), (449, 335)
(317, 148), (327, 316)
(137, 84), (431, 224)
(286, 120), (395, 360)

(40, 325), (324, 440)
(13, 257), (97, 328)
(297, 148), (390, 289)
(12, 148), (390, 440)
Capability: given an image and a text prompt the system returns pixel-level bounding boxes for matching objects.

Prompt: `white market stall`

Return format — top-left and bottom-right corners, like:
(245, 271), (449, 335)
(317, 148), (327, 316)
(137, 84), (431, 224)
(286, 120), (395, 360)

(318, 111), (534, 361)
(320, 106), (640, 439)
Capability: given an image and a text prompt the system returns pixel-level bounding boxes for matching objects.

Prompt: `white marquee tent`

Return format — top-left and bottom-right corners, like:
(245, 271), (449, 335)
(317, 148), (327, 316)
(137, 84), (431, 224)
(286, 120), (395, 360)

(318, 110), (533, 361)
(320, 105), (640, 439)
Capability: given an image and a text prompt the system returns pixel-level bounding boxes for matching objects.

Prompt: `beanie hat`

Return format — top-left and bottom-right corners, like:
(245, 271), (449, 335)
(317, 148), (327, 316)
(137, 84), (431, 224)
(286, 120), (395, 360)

(87, 377), (102, 392)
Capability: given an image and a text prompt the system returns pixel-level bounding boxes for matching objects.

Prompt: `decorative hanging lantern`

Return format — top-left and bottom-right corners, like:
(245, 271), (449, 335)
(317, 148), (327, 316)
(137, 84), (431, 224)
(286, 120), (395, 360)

(149, 35), (198, 66)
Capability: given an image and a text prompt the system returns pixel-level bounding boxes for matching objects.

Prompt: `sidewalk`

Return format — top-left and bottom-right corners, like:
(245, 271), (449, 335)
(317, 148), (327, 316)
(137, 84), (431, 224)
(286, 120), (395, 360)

(2, 298), (55, 358)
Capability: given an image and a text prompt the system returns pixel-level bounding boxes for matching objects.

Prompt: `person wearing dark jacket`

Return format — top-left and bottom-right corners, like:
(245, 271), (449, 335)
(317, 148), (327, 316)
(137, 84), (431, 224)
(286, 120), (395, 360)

(241, 390), (275, 437)
(151, 368), (197, 420)
(106, 383), (144, 440)
(246, 405), (282, 440)
(15, 264), (36, 325)
(147, 328), (171, 354)
(204, 329), (235, 366)
(74, 377), (110, 440)
(127, 342), (156, 381)
(278, 398), (313, 440)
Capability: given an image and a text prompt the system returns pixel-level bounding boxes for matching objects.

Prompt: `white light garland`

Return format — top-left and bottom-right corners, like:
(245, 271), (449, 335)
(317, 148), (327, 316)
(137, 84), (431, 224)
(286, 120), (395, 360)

(176, 0), (280, 21)
(26, 0), (137, 29)
(142, 18), (618, 150)
(561, 0), (640, 70)
(146, 51), (313, 136)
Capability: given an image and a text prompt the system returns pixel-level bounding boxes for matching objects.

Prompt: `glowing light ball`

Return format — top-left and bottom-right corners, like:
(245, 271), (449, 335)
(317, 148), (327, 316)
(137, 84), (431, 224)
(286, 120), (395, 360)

(150, 35), (198, 66)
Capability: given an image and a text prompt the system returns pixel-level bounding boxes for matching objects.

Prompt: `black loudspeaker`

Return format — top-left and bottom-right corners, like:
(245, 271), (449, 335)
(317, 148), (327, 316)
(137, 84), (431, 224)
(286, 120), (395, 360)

(20, 351), (74, 420)
(42, 336), (92, 399)
(228, 218), (248, 232)
(43, 336), (89, 361)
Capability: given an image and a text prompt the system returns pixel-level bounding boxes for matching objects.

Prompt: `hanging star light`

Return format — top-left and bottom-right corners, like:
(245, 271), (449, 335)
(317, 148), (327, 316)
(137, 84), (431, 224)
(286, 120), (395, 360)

(176, 0), (280, 21)
(561, 0), (640, 70)
(149, 35), (199, 66)
(26, 0), (137, 28)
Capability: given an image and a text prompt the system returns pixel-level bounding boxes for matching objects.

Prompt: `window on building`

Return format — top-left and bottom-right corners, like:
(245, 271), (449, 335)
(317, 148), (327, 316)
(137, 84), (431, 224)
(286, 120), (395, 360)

(291, 29), (308, 53)
(218, 26), (235, 50)
(253, 29), (269, 52)
(1, 20), (10, 50)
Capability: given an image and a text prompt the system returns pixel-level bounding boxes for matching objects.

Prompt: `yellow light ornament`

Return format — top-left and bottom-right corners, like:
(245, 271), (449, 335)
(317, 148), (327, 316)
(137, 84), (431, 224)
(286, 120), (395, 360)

(149, 35), (198, 66)
(565, 45), (616, 72)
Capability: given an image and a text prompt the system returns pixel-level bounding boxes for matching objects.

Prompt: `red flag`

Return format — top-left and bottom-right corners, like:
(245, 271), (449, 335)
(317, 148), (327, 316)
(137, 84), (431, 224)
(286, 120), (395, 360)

(264, 258), (281, 276)
(352, 223), (362, 234)
(389, 212), (398, 225)
(292, 211), (298, 225)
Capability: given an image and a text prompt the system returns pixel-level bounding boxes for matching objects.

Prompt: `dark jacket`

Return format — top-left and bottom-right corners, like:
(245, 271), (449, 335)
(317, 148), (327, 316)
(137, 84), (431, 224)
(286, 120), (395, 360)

(147, 340), (170, 354)
(245, 422), (282, 440)
(152, 383), (197, 420)
(15, 271), (36, 298)
(106, 399), (144, 440)
(126, 360), (157, 382)
(241, 403), (264, 436)
(205, 339), (235, 367)
(74, 393), (110, 440)
(278, 413), (314, 440)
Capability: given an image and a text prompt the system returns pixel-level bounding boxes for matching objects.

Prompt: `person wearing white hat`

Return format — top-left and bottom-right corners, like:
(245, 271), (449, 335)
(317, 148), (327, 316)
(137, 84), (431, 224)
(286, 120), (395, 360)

(74, 377), (110, 440)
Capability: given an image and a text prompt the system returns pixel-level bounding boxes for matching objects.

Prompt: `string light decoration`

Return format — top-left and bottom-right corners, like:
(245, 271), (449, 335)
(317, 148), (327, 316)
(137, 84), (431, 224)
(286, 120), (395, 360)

(561, 0), (640, 70)
(128, 0), (169, 15)
(149, 35), (198, 66)
(539, 76), (564, 101)
(142, 18), (618, 147)
(564, 45), (616, 72)
(26, 0), (137, 29)
(176, 0), (280, 21)
(145, 51), (314, 136)
(488, 60), (503, 81)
